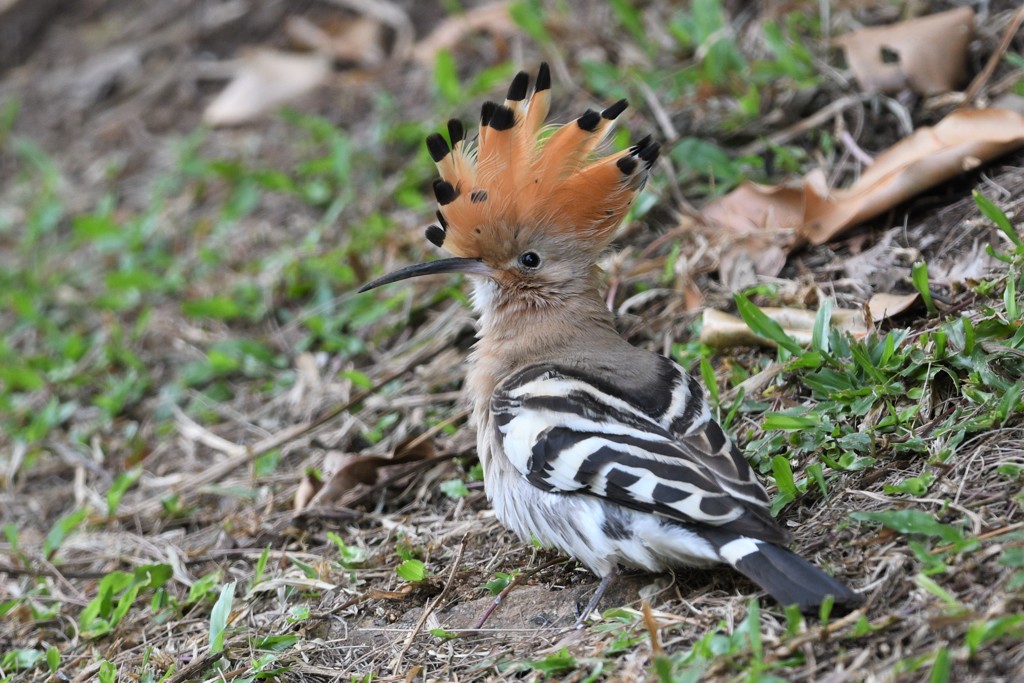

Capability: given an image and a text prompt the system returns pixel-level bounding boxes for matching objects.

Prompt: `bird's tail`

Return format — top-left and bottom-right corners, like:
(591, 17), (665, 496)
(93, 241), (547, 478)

(712, 534), (864, 613)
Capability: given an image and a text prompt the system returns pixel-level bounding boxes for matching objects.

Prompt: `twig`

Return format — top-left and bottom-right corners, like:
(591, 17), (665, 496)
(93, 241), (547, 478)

(932, 521), (1024, 555)
(129, 351), (434, 518)
(980, 342), (1024, 359)
(768, 608), (883, 661)
(839, 130), (875, 167)
(737, 94), (868, 157)
(634, 79), (689, 211)
(0, 561), (107, 582)
(35, 554), (88, 603)
(641, 600), (664, 657)
(473, 556), (570, 629)
(339, 450), (464, 507)
(391, 541), (465, 672)
(173, 406), (245, 457)
(636, 79), (678, 142)
(960, 6), (1024, 108)
(394, 408), (470, 456)
(167, 651), (221, 683)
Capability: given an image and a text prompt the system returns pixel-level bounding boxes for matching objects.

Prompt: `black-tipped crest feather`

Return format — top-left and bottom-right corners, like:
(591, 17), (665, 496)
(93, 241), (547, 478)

(506, 71), (530, 101)
(601, 99), (628, 120)
(447, 119), (465, 144)
(617, 156), (638, 175)
(489, 105), (516, 131)
(425, 224), (446, 247)
(480, 101), (497, 126)
(425, 133), (449, 162)
(577, 109), (601, 132)
(631, 134), (652, 153)
(535, 62), (551, 92)
(417, 64), (658, 256)
(432, 179), (458, 205)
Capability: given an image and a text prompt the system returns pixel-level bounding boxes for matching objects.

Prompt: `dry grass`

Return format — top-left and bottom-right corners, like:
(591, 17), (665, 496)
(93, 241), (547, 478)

(2, 0), (1024, 681)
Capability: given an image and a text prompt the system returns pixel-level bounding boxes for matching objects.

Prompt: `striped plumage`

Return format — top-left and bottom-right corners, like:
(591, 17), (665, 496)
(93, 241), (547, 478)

(361, 64), (862, 621)
(486, 359), (860, 614)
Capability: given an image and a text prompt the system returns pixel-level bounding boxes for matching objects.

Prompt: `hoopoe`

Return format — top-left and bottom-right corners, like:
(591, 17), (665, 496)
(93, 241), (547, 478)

(361, 64), (862, 622)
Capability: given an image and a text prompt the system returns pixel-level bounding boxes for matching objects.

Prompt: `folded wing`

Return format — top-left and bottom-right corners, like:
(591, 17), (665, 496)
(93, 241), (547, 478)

(491, 361), (788, 545)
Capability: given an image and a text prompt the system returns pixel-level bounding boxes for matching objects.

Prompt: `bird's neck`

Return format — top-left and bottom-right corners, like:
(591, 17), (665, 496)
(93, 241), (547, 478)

(465, 272), (620, 415)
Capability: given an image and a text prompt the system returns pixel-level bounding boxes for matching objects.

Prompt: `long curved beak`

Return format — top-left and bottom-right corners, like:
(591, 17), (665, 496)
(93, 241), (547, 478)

(358, 257), (491, 292)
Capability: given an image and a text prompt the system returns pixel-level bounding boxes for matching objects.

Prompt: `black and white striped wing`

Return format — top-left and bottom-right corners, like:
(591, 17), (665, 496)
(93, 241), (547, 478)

(491, 361), (787, 544)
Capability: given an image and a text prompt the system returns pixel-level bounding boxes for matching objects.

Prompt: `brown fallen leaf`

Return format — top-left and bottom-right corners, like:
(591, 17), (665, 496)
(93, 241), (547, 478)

(867, 292), (921, 323)
(835, 7), (974, 96)
(295, 436), (436, 511)
(294, 469), (324, 511)
(700, 306), (866, 350)
(203, 48), (331, 127)
(411, 1), (515, 65)
(701, 173), (810, 279)
(285, 14), (385, 66)
(367, 584), (416, 600)
(801, 107), (1024, 244)
(703, 106), (1024, 270)
(703, 180), (806, 239)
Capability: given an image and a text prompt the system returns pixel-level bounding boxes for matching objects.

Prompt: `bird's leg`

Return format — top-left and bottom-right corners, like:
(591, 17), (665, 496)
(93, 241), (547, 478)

(575, 566), (618, 629)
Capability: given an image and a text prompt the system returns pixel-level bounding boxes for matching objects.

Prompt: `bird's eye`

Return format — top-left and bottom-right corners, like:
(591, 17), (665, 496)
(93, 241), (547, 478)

(518, 251), (541, 269)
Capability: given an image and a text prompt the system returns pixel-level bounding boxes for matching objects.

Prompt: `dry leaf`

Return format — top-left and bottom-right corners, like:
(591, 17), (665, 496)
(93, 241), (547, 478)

(203, 48), (331, 127)
(835, 7), (974, 96)
(701, 173), (808, 280)
(249, 577), (337, 593)
(700, 306), (866, 349)
(294, 470), (323, 511)
(801, 107), (1024, 244)
(411, 1), (515, 64)
(285, 15), (385, 65)
(702, 180), (806, 239)
(867, 292), (920, 322)
(367, 584), (416, 600)
(703, 106), (1024, 263)
(296, 436), (437, 510)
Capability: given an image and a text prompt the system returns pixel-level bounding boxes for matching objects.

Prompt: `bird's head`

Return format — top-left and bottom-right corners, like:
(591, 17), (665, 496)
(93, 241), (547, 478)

(360, 63), (659, 305)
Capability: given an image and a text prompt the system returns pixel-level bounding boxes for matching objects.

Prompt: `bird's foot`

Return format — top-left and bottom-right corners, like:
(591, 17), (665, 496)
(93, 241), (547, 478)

(574, 567), (618, 629)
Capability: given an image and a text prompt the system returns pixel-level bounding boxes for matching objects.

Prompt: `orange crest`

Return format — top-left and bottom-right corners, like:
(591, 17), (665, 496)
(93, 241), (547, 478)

(423, 63), (659, 258)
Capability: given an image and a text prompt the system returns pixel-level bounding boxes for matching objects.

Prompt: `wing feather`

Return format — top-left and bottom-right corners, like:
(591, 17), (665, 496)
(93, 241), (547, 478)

(491, 361), (788, 544)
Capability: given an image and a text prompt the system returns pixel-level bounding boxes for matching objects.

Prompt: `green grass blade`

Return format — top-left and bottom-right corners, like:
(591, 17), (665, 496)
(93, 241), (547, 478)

(208, 581), (236, 654)
(928, 646), (951, 683)
(811, 298), (833, 354)
(973, 190), (1021, 247)
(912, 261), (938, 316)
(734, 293), (803, 354)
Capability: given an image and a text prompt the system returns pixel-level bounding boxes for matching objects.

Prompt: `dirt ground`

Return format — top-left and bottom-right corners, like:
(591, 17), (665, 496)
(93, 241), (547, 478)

(2, 0), (1024, 681)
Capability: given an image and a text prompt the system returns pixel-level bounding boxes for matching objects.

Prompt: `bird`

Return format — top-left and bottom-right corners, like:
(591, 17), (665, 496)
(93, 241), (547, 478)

(360, 63), (863, 623)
